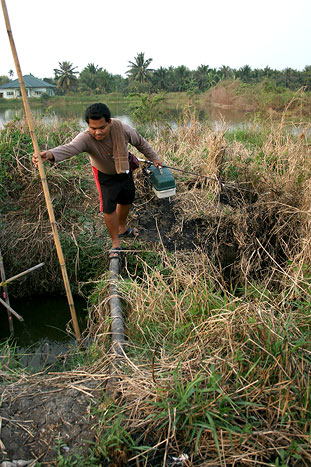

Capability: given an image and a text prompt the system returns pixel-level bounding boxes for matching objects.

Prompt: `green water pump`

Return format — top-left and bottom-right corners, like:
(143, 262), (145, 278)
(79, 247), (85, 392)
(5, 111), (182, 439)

(143, 163), (176, 199)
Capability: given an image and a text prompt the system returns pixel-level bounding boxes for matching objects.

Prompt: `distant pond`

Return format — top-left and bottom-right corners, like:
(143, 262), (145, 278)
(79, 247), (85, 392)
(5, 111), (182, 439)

(0, 100), (251, 130)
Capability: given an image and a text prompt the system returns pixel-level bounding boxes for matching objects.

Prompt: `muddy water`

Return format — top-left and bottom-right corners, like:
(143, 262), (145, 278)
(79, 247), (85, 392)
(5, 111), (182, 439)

(0, 101), (249, 129)
(0, 295), (87, 367)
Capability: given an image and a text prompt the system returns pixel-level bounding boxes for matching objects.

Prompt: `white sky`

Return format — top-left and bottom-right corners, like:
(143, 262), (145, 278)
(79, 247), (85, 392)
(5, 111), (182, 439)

(0, 0), (310, 80)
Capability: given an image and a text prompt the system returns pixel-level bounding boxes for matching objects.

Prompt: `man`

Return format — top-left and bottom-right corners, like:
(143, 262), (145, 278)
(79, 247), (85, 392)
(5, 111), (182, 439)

(32, 103), (162, 258)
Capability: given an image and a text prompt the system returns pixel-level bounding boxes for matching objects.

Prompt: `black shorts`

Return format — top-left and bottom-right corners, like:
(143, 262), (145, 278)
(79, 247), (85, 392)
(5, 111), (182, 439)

(92, 167), (135, 214)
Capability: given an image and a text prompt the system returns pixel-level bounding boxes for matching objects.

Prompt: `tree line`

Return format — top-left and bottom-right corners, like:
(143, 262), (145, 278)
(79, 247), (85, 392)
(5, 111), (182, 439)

(1, 52), (311, 95)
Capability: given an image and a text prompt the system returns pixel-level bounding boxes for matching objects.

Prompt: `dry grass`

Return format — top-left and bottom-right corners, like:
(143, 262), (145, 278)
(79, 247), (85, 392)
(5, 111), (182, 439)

(1, 110), (311, 464)
(62, 249), (311, 465)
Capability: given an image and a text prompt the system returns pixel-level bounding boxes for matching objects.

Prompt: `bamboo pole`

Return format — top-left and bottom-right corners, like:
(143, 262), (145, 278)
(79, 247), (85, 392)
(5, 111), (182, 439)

(0, 247), (14, 333)
(0, 297), (24, 322)
(0, 262), (44, 287)
(1, 0), (81, 341)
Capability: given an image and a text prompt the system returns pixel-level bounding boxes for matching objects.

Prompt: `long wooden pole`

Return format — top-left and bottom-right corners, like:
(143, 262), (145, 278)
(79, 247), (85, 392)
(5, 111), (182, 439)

(1, 0), (81, 341)
(0, 262), (44, 287)
(0, 247), (14, 334)
(0, 297), (24, 322)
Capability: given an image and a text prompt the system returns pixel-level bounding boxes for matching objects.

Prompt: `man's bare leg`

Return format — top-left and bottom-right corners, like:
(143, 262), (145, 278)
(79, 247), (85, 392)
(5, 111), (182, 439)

(104, 204), (138, 255)
(116, 203), (131, 235)
(104, 211), (120, 250)
(116, 203), (139, 236)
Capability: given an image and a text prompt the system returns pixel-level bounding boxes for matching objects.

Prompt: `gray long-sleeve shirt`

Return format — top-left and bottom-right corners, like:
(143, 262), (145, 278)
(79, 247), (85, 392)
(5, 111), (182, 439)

(50, 119), (159, 175)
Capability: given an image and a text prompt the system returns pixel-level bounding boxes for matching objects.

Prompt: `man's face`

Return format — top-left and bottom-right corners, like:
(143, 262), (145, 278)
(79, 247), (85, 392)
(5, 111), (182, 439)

(88, 117), (111, 141)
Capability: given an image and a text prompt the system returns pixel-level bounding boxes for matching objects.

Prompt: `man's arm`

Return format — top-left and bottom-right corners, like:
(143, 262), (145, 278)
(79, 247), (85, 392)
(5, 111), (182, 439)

(32, 132), (88, 167)
(124, 124), (163, 167)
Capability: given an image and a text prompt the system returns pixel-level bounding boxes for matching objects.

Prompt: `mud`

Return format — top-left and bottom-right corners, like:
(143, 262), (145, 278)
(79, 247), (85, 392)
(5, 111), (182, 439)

(0, 380), (101, 465)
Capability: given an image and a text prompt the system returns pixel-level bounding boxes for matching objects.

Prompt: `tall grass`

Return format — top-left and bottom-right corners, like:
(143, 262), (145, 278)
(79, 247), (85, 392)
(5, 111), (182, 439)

(84, 247), (311, 465)
(1, 109), (311, 464)
(86, 110), (311, 464)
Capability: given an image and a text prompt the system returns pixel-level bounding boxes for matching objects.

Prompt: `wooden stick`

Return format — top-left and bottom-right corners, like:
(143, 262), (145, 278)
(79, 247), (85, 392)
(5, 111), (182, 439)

(0, 247), (14, 333)
(0, 262), (44, 287)
(1, 0), (81, 341)
(0, 297), (24, 322)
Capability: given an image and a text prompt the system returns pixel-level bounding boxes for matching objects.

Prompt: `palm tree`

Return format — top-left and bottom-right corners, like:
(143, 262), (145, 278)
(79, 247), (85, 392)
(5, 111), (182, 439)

(238, 65), (252, 83)
(281, 67), (297, 89)
(252, 68), (263, 83)
(218, 65), (233, 80)
(152, 67), (169, 90)
(8, 69), (14, 78)
(263, 66), (273, 78)
(194, 65), (210, 91)
(173, 65), (191, 92)
(79, 63), (103, 91)
(127, 52), (153, 83)
(54, 61), (78, 93)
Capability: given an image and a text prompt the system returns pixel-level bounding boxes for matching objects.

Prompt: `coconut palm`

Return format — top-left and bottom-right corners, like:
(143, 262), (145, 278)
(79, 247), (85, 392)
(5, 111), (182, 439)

(218, 65), (234, 80)
(152, 67), (169, 90)
(194, 64), (211, 91)
(238, 65), (252, 83)
(54, 61), (78, 93)
(127, 52), (153, 83)
(79, 63), (104, 91)
(172, 65), (191, 92)
(281, 67), (297, 89)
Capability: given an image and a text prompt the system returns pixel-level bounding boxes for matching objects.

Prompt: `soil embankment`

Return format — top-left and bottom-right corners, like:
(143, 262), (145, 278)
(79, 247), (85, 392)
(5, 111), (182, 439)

(205, 81), (257, 111)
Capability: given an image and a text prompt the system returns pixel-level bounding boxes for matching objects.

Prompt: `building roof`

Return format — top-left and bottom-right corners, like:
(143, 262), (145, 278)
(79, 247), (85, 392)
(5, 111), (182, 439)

(0, 75), (56, 89)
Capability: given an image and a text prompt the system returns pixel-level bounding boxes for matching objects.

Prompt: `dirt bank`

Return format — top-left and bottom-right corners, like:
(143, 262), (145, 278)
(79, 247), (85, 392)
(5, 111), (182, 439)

(0, 377), (101, 465)
(205, 81), (257, 112)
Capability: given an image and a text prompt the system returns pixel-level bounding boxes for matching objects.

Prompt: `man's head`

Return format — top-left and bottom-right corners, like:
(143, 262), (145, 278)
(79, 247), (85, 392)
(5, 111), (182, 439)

(85, 103), (112, 141)
(85, 103), (111, 123)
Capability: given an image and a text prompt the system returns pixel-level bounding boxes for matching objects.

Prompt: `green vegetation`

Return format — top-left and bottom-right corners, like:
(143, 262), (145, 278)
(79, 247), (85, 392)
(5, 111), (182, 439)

(1, 105), (311, 464)
(126, 52), (153, 85)
(1, 53), (311, 97)
(54, 61), (79, 93)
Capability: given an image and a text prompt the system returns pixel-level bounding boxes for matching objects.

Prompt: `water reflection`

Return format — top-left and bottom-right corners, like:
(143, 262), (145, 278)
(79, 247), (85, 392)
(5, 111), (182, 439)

(0, 101), (250, 130)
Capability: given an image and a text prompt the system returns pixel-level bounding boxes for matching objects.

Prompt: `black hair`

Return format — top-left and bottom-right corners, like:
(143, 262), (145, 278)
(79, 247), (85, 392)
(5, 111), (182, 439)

(85, 103), (111, 123)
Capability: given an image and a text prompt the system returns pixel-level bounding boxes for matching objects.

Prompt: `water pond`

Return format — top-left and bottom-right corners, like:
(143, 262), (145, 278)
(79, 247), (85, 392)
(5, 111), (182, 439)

(0, 100), (250, 130)
(0, 295), (87, 368)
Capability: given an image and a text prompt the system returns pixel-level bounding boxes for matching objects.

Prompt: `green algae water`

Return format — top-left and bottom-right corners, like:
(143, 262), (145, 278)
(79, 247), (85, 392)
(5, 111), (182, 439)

(0, 295), (87, 368)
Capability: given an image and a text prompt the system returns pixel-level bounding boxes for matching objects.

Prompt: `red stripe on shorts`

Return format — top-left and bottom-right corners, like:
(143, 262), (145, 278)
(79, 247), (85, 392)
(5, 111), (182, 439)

(91, 166), (103, 212)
